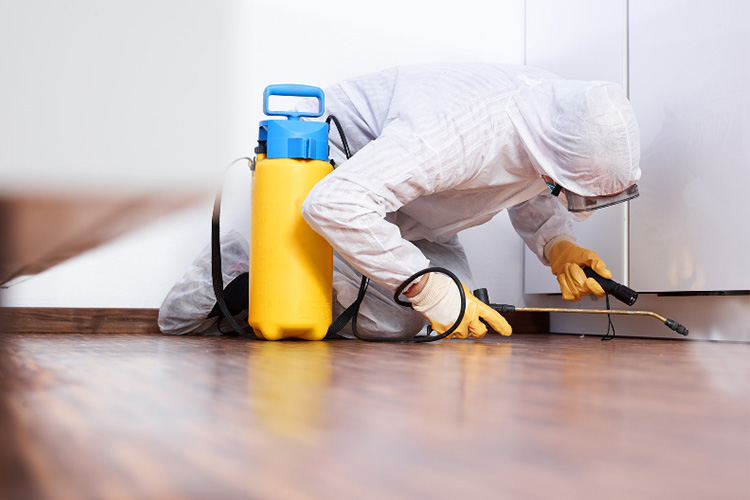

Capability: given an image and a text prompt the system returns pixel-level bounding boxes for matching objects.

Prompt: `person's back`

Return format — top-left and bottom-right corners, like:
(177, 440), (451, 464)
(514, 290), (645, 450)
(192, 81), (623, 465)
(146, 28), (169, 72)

(313, 63), (561, 156)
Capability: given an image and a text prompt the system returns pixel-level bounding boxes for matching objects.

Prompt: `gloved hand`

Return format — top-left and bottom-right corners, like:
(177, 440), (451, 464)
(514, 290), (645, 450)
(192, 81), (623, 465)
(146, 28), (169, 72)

(548, 240), (611, 301)
(407, 273), (512, 339)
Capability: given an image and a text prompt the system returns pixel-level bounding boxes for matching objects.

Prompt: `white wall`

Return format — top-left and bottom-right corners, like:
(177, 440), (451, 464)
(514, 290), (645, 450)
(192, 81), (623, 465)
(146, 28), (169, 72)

(0, 0), (228, 195)
(224, 0), (525, 158)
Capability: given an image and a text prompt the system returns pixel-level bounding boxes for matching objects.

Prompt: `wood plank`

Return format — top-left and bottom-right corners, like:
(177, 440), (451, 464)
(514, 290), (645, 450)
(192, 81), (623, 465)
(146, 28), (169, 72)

(0, 333), (747, 500)
(0, 308), (548, 335)
(0, 308), (160, 334)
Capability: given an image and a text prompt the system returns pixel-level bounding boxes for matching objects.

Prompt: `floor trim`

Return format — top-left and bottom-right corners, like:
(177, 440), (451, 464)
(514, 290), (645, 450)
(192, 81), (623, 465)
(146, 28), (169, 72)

(0, 308), (549, 335)
(0, 308), (161, 334)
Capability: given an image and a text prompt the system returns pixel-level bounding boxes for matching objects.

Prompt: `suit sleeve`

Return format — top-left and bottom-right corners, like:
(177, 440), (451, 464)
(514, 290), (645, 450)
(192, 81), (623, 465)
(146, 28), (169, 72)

(507, 191), (576, 266)
(301, 127), (457, 292)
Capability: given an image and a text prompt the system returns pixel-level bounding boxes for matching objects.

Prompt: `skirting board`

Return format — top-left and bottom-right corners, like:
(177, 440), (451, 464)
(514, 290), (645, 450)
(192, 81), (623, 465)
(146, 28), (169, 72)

(0, 308), (161, 334)
(0, 308), (549, 336)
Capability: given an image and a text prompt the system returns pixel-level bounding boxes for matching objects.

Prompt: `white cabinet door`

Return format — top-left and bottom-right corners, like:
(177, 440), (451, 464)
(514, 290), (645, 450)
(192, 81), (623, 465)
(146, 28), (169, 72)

(629, 0), (750, 292)
(524, 0), (629, 293)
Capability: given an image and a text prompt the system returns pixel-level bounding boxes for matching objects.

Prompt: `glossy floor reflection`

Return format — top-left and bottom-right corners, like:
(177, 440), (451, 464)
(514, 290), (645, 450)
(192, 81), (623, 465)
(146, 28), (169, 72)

(1, 333), (748, 500)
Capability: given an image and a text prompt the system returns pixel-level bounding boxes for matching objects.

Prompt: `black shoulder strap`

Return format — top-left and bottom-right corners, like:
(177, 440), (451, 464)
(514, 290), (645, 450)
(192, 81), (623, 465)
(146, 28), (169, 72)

(211, 158), (256, 338)
(325, 275), (368, 338)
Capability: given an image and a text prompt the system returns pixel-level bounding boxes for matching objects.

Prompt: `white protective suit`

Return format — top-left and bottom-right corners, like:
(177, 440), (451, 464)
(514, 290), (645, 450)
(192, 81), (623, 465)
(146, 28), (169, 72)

(158, 63), (640, 338)
(301, 63), (640, 291)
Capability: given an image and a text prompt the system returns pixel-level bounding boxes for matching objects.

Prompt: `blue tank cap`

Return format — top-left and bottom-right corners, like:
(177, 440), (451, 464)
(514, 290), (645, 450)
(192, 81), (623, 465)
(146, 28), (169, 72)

(258, 84), (329, 161)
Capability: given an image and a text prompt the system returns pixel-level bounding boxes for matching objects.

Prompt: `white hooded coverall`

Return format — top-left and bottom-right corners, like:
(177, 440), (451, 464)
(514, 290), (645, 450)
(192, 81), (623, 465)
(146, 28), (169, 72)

(158, 63), (640, 337)
(300, 63), (640, 337)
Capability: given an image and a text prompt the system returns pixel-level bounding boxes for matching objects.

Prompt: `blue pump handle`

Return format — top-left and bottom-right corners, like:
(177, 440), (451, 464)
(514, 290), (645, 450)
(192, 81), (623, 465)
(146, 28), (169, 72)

(263, 84), (325, 120)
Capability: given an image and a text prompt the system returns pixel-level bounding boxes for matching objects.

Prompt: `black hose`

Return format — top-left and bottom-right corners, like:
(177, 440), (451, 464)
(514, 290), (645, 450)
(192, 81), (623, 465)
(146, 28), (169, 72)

(211, 157), (256, 338)
(326, 115), (351, 161)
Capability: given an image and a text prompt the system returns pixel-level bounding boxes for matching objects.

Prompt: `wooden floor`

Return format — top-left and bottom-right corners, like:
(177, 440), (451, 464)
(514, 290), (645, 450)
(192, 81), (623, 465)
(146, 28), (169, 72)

(0, 333), (748, 500)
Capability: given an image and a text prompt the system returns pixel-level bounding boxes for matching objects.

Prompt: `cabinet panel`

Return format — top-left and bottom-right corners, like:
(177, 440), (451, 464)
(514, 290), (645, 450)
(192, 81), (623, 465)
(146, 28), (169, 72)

(524, 0), (628, 293)
(629, 0), (750, 291)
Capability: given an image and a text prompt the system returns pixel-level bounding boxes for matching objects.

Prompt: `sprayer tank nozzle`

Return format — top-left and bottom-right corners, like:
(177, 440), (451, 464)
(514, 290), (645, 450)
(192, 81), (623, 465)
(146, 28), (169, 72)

(665, 319), (689, 336)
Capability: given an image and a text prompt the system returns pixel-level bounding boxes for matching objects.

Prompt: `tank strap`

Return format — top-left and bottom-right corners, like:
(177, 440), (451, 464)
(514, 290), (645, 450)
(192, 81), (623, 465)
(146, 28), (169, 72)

(325, 276), (369, 339)
(211, 157), (257, 338)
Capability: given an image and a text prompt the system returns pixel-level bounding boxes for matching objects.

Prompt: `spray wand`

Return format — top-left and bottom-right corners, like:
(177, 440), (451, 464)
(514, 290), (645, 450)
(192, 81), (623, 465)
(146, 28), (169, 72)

(473, 269), (689, 336)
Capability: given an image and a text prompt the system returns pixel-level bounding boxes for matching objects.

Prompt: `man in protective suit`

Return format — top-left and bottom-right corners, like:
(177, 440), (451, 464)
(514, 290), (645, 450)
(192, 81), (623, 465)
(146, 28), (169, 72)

(159, 63), (641, 339)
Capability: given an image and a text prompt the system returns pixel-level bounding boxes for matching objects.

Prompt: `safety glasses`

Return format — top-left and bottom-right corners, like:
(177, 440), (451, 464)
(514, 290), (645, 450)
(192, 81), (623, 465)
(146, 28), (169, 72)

(545, 178), (639, 212)
(564, 184), (639, 212)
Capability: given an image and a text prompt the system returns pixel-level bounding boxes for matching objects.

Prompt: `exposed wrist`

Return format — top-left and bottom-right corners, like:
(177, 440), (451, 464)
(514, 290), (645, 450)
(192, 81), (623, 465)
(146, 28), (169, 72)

(404, 274), (430, 298)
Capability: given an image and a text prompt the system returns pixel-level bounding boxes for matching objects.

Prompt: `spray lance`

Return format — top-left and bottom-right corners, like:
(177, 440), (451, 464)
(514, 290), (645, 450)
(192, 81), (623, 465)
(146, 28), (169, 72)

(471, 269), (690, 336)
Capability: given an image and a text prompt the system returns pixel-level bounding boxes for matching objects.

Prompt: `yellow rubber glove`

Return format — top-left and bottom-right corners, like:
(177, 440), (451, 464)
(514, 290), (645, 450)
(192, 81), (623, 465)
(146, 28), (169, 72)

(548, 240), (611, 301)
(408, 273), (512, 339)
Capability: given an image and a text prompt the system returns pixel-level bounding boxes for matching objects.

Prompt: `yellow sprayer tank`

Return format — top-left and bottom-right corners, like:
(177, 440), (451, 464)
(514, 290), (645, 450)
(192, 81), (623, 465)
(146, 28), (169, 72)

(248, 85), (333, 340)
